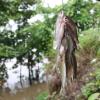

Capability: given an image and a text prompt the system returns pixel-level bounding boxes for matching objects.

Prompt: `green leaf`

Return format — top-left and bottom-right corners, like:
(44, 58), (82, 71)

(88, 93), (100, 100)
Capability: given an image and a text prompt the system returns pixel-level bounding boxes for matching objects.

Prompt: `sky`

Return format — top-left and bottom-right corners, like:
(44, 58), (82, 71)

(43, 0), (67, 8)
(28, 0), (67, 24)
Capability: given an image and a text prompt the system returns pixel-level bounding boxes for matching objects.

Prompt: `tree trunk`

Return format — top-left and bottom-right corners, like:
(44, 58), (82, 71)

(28, 53), (32, 85)
(28, 65), (32, 85)
(20, 65), (23, 88)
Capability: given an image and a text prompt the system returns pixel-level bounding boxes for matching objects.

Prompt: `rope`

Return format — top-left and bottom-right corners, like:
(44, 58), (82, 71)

(61, 0), (64, 11)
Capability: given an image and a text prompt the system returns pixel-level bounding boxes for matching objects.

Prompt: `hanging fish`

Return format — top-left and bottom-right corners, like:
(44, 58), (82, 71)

(64, 16), (79, 49)
(55, 11), (65, 52)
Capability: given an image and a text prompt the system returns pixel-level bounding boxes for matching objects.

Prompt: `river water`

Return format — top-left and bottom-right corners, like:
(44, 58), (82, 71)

(0, 58), (48, 100)
(0, 83), (47, 100)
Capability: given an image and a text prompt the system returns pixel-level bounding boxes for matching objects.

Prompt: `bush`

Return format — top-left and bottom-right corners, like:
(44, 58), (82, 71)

(97, 48), (100, 58)
(81, 67), (100, 99)
(88, 93), (100, 100)
(79, 28), (100, 57)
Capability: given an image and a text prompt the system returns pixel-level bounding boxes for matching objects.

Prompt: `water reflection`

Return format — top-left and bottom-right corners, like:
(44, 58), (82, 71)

(4, 58), (29, 93)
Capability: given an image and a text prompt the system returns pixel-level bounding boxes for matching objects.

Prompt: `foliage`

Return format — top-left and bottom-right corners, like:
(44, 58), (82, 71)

(81, 66), (100, 98)
(36, 0), (100, 32)
(88, 93), (100, 100)
(79, 28), (100, 57)
(66, 0), (100, 31)
(0, 0), (100, 91)
(0, 59), (8, 84)
(82, 82), (98, 97)
(0, 0), (53, 58)
(36, 91), (48, 100)
(0, 0), (54, 83)
(97, 48), (100, 58)
(0, 0), (100, 57)
(0, 0), (100, 59)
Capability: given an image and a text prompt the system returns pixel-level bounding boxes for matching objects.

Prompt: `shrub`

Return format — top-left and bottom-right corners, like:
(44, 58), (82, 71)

(81, 67), (100, 98)
(79, 28), (100, 57)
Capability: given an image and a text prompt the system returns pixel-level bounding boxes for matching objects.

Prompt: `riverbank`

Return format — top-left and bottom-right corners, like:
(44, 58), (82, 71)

(0, 83), (47, 100)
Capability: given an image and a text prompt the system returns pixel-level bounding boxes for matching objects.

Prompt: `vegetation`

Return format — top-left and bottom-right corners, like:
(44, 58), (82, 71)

(0, 0), (100, 99)
(36, 92), (48, 100)
(79, 28), (100, 57)
(36, 28), (100, 99)
(81, 65), (100, 99)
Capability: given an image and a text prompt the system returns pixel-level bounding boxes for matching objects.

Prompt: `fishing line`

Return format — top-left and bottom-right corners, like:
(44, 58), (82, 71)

(61, 0), (64, 11)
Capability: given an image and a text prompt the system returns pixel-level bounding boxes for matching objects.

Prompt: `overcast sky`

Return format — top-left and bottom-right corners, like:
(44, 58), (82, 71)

(43, 0), (67, 8)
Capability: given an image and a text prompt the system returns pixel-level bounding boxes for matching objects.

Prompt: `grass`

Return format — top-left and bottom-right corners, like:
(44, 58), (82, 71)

(35, 91), (48, 100)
